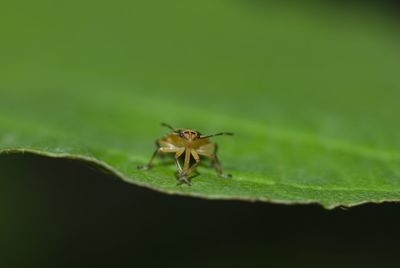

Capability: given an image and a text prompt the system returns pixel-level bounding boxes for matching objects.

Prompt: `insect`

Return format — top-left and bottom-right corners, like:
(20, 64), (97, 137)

(138, 123), (233, 185)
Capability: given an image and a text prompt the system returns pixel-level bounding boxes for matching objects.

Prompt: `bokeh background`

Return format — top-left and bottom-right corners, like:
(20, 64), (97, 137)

(1, 0), (400, 267)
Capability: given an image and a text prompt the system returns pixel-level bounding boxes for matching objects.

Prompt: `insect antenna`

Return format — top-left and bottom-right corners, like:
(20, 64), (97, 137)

(199, 132), (234, 139)
(161, 122), (176, 131)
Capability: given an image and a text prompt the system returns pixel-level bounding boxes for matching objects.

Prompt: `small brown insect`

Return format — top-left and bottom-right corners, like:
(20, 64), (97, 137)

(138, 123), (233, 185)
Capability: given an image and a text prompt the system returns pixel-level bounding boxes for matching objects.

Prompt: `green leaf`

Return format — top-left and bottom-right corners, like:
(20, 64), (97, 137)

(1, 1), (400, 209)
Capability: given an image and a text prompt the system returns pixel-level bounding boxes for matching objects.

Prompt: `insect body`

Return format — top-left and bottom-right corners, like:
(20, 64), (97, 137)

(138, 123), (233, 185)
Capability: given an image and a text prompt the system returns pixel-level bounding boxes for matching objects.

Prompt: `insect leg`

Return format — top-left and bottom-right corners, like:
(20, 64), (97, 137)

(137, 141), (181, 170)
(213, 144), (232, 178)
(198, 144), (231, 178)
(180, 149), (201, 178)
(178, 149), (200, 185)
(182, 147), (192, 172)
(210, 143), (219, 167)
(177, 147), (193, 185)
(174, 148), (185, 173)
(137, 148), (160, 170)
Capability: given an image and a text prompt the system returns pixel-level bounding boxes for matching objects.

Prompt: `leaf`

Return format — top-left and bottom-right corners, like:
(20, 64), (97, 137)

(1, 1), (400, 209)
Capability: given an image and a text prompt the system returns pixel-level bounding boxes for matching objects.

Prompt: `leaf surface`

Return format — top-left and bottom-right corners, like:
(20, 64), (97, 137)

(1, 1), (400, 208)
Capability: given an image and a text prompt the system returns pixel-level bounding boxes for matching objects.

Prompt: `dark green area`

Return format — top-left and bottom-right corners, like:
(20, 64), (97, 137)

(1, 0), (400, 208)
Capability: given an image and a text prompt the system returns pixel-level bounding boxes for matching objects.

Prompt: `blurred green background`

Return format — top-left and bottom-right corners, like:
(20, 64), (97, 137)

(1, 0), (400, 137)
(1, 0), (400, 267)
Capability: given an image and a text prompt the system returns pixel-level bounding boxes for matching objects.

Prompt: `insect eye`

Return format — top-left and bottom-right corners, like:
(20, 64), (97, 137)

(179, 132), (184, 137)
